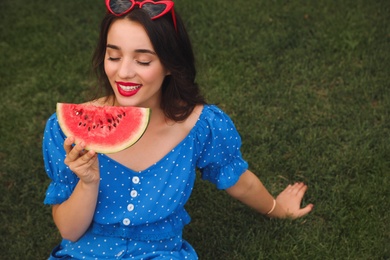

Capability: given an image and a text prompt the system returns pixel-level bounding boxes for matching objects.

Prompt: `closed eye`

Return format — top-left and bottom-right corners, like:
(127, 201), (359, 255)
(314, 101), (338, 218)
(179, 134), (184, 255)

(108, 57), (120, 61)
(137, 60), (151, 66)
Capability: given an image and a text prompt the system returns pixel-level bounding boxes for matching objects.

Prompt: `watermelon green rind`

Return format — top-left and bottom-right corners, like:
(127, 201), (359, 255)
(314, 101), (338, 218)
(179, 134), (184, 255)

(56, 103), (150, 154)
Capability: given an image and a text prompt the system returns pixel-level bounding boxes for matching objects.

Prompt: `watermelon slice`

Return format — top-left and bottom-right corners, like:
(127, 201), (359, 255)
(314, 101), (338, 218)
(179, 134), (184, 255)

(56, 103), (150, 154)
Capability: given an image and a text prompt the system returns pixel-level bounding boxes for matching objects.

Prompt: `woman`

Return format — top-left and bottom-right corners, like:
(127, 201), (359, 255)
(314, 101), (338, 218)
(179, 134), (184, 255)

(43, 1), (313, 259)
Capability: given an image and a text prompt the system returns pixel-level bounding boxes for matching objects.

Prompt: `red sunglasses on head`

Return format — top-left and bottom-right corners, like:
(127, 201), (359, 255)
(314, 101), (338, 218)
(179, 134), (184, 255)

(105, 0), (177, 31)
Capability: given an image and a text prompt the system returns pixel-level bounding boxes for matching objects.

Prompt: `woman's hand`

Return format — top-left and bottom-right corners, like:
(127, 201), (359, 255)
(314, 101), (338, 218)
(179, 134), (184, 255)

(275, 182), (314, 219)
(53, 137), (100, 241)
(63, 137), (100, 185)
(225, 170), (313, 219)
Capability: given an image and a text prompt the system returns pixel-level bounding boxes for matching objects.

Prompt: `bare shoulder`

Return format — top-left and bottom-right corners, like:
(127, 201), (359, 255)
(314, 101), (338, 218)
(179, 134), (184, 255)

(182, 104), (204, 131)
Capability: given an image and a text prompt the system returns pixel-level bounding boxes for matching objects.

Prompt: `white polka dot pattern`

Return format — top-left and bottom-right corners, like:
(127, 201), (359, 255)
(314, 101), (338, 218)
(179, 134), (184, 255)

(43, 105), (248, 259)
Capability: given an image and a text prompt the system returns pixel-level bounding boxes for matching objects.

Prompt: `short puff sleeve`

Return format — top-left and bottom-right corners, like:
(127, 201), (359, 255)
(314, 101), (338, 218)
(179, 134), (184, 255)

(196, 106), (248, 189)
(42, 113), (79, 205)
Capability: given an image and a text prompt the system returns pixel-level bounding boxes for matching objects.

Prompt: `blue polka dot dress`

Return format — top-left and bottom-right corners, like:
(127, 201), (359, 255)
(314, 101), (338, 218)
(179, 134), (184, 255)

(43, 105), (248, 259)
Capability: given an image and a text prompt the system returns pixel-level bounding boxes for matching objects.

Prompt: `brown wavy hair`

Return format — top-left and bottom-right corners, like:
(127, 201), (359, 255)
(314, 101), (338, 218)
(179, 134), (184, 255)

(92, 6), (206, 121)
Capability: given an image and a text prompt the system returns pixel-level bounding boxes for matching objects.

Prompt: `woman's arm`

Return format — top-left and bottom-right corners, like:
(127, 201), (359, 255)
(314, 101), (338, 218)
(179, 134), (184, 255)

(52, 137), (100, 242)
(225, 170), (313, 218)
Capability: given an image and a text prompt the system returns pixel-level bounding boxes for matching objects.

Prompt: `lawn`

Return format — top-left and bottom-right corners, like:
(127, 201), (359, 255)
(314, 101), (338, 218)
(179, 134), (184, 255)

(0, 0), (389, 259)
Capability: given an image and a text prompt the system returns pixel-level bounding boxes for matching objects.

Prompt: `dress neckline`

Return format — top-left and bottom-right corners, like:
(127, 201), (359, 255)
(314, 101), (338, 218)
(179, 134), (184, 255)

(99, 105), (209, 174)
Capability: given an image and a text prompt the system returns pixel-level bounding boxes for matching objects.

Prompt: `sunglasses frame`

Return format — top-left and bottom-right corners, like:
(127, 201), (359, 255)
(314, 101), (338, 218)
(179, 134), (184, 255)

(105, 0), (177, 31)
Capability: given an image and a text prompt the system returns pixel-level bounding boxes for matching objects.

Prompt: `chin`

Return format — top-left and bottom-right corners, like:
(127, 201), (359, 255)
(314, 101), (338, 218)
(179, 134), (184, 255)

(114, 97), (149, 108)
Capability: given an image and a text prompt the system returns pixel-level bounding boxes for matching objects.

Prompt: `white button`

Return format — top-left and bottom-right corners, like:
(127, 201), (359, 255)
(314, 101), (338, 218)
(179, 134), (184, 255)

(127, 204), (134, 211)
(122, 218), (131, 226)
(130, 190), (138, 198)
(132, 176), (140, 184)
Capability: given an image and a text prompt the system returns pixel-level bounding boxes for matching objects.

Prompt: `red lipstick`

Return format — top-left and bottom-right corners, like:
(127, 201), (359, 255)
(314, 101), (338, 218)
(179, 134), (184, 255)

(116, 81), (142, 97)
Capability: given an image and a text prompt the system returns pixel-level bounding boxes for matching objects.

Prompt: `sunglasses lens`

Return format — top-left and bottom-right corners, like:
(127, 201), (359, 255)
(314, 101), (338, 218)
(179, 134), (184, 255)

(109, 0), (133, 14)
(142, 3), (168, 18)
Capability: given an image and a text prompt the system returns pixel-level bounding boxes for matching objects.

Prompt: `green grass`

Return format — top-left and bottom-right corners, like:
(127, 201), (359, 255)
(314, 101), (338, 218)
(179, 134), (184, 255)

(1, 0), (389, 259)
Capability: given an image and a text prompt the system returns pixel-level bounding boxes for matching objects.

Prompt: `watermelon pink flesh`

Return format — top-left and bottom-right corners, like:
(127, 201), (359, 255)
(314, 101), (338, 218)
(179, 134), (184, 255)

(56, 103), (150, 154)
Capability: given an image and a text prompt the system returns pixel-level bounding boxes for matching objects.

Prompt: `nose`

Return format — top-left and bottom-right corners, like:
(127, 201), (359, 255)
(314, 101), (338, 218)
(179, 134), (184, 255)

(118, 58), (136, 79)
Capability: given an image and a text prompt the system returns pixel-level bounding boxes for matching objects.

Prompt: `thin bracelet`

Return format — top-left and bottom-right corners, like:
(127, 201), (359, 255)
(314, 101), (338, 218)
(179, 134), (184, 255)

(266, 199), (276, 215)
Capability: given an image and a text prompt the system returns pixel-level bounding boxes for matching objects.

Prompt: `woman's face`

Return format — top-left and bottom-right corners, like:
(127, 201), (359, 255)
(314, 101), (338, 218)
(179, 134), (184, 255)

(104, 19), (168, 108)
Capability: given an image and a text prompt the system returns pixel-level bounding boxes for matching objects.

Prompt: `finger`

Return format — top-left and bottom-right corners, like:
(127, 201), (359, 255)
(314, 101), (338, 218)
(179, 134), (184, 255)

(290, 182), (306, 196)
(284, 184), (293, 193)
(285, 183), (302, 194)
(67, 150), (97, 172)
(63, 137), (75, 154)
(297, 203), (314, 218)
(80, 150), (97, 163)
(65, 141), (86, 163)
(296, 183), (308, 198)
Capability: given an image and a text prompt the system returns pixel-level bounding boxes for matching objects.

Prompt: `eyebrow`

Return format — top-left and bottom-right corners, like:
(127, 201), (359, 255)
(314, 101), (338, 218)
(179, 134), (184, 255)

(106, 44), (156, 55)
